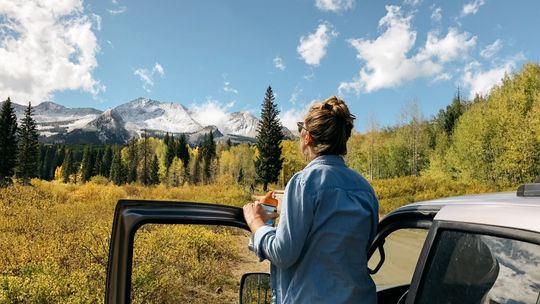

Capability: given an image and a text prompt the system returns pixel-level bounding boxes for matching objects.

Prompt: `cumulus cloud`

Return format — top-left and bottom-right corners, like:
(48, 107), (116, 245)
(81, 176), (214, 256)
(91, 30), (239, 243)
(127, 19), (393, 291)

(0, 0), (104, 104)
(461, 0), (485, 16)
(273, 56), (286, 71)
(134, 62), (165, 92)
(91, 13), (102, 31)
(297, 22), (338, 66)
(107, 6), (127, 15)
(431, 7), (442, 22)
(461, 54), (522, 98)
(190, 98), (235, 128)
(315, 0), (354, 13)
(280, 107), (308, 134)
(431, 72), (452, 83)
(339, 5), (476, 95)
(480, 39), (502, 59)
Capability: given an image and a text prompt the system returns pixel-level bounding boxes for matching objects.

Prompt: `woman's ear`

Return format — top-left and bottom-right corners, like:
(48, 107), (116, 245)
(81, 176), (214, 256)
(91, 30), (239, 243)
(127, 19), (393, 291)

(304, 132), (313, 145)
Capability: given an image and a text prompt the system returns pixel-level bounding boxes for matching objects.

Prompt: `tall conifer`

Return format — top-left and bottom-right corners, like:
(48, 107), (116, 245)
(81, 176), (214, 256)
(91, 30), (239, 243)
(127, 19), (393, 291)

(254, 86), (284, 191)
(0, 97), (18, 186)
(15, 102), (39, 185)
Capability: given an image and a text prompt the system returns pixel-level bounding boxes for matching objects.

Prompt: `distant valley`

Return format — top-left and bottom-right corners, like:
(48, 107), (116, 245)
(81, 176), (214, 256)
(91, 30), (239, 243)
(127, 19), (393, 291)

(6, 97), (294, 145)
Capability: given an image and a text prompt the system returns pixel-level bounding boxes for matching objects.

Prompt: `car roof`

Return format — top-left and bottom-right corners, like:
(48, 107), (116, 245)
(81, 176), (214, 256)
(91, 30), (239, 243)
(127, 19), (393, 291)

(390, 192), (540, 233)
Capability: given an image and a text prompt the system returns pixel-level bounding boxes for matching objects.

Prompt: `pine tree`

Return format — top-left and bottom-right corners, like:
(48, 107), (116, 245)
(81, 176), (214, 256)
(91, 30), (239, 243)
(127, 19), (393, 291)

(164, 132), (170, 146)
(150, 154), (160, 185)
(138, 131), (152, 185)
(165, 134), (176, 170)
(177, 133), (190, 169)
(126, 139), (138, 183)
(201, 132), (216, 183)
(80, 146), (94, 183)
(0, 97), (18, 186)
(15, 102), (39, 185)
(109, 149), (125, 185)
(100, 146), (113, 177)
(93, 148), (103, 176)
(254, 86), (284, 191)
(62, 149), (75, 183)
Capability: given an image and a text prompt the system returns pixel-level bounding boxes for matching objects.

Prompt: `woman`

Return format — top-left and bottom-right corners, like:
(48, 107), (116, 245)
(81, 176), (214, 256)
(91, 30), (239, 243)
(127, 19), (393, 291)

(243, 96), (379, 304)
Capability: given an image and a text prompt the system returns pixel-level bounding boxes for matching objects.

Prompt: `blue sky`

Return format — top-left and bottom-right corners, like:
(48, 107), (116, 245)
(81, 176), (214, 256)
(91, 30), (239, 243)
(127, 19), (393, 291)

(1, 0), (539, 131)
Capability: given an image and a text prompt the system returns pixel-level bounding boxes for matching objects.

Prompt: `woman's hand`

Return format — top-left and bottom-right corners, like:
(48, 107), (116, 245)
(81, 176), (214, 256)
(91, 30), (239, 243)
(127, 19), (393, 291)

(243, 201), (279, 233)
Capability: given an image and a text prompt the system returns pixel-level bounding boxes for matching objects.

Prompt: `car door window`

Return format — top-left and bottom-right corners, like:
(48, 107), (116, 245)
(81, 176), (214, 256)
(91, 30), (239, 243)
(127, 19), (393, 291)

(369, 228), (429, 288)
(416, 230), (540, 304)
(131, 224), (269, 304)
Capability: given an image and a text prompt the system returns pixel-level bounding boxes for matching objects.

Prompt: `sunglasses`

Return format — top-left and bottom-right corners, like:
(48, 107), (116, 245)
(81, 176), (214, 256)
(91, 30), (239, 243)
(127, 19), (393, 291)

(297, 121), (308, 133)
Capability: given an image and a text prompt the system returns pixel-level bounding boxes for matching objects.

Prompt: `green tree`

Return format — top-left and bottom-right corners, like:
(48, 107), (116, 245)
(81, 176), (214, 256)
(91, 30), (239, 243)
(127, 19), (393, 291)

(254, 86), (284, 191)
(0, 97), (18, 186)
(126, 139), (138, 183)
(109, 149), (125, 185)
(201, 132), (217, 184)
(176, 133), (190, 168)
(100, 146), (113, 177)
(80, 146), (94, 183)
(150, 154), (160, 185)
(15, 102), (39, 185)
(165, 134), (176, 170)
(62, 149), (75, 183)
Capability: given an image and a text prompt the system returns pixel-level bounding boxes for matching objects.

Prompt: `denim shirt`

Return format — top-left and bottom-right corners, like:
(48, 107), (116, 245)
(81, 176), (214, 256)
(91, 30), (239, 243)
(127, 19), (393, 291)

(254, 155), (379, 304)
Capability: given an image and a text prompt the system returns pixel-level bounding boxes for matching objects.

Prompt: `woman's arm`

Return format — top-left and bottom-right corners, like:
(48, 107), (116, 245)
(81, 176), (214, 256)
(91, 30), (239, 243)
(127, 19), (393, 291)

(247, 175), (315, 269)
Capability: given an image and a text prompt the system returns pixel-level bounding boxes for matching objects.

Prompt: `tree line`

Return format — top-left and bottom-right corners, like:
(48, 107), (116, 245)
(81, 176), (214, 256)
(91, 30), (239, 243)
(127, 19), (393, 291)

(0, 86), (285, 189)
(346, 63), (540, 186)
(4, 63), (539, 189)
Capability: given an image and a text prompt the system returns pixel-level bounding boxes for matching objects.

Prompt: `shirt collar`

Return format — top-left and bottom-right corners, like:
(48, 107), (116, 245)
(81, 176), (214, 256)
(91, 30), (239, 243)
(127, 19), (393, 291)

(305, 154), (345, 169)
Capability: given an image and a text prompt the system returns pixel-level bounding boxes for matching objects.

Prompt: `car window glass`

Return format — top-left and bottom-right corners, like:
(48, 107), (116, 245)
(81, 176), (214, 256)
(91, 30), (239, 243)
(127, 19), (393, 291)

(131, 224), (269, 304)
(368, 228), (428, 288)
(416, 230), (540, 304)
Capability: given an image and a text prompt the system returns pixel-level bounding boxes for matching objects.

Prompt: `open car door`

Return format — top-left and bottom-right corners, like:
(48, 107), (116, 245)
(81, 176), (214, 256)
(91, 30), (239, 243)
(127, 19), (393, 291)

(105, 199), (250, 304)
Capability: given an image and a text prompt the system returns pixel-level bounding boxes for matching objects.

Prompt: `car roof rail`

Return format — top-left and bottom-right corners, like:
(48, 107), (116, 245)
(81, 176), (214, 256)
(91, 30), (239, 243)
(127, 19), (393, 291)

(517, 183), (540, 197)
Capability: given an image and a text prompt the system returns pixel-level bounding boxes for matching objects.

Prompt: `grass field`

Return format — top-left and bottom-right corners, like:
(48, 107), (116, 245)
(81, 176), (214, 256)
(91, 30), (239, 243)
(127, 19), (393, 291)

(0, 176), (500, 303)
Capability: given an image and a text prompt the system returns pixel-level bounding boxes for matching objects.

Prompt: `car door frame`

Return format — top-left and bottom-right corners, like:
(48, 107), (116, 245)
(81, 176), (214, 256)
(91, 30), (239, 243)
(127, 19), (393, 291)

(368, 204), (440, 304)
(105, 199), (249, 304)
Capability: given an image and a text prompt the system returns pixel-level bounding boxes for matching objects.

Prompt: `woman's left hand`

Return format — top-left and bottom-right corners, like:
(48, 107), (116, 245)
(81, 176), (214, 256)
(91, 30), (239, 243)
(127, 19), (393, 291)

(243, 202), (278, 233)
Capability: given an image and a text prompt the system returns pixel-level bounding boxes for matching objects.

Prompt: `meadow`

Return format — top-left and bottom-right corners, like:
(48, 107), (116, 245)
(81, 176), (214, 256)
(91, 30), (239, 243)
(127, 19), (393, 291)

(0, 175), (502, 303)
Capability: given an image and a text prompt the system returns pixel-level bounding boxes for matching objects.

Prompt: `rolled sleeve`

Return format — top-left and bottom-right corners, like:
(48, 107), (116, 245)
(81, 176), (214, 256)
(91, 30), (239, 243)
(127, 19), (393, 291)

(254, 225), (276, 261)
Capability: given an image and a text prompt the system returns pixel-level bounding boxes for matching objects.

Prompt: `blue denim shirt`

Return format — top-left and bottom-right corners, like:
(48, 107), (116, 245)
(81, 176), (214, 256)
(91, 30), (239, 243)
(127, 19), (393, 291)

(254, 155), (379, 304)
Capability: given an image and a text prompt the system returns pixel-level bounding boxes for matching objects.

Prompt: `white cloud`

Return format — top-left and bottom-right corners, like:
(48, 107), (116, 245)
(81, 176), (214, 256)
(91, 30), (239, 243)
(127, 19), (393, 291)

(480, 39), (502, 59)
(462, 0), (485, 16)
(223, 81), (238, 94)
(92, 13), (102, 31)
(0, 0), (104, 104)
(431, 7), (442, 22)
(339, 5), (475, 95)
(315, 0), (354, 13)
(289, 86), (303, 104)
(153, 63), (165, 77)
(461, 54), (523, 98)
(190, 98), (234, 128)
(404, 0), (422, 6)
(280, 107), (308, 134)
(297, 22), (338, 66)
(134, 62), (165, 92)
(107, 6), (127, 15)
(273, 56), (286, 71)
(431, 72), (452, 83)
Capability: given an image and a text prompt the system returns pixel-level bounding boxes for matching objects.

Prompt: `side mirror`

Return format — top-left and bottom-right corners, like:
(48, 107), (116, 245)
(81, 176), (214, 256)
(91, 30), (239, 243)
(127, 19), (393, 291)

(239, 272), (272, 304)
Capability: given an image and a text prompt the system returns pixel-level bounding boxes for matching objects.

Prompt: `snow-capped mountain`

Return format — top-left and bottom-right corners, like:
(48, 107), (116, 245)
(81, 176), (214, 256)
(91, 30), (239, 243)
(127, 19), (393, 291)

(114, 98), (202, 136)
(1, 98), (294, 144)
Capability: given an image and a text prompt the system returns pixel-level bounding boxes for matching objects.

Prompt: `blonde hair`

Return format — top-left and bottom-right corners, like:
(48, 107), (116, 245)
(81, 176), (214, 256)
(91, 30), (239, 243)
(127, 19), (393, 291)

(304, 96), (355, 155)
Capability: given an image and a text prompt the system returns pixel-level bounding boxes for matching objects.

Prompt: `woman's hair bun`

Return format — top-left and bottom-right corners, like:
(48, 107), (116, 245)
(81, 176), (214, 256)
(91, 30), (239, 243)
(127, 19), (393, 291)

(323, 96), (355, 125)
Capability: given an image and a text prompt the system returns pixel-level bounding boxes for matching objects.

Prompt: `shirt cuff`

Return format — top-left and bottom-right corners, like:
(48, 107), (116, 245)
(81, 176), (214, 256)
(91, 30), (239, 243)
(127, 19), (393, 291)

(253, 225), (275, 262)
